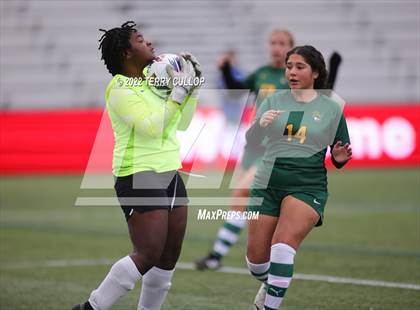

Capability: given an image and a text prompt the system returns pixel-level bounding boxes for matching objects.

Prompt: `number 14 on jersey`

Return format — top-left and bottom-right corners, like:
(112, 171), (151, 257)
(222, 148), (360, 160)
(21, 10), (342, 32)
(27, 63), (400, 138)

(285, 124), (307, 144)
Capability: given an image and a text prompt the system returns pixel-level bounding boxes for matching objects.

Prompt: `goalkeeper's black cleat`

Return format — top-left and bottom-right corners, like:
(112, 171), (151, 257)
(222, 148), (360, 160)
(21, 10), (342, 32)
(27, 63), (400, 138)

(71, 301), (94, 310)
(195, 252), (222, 270)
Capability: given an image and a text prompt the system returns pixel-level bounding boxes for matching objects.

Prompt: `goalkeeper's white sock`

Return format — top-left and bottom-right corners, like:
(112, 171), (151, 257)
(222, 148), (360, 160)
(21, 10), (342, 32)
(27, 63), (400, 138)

(88, 256), (142, 310)
(264, 243), (296, 309)
(137, 266), (174, 310)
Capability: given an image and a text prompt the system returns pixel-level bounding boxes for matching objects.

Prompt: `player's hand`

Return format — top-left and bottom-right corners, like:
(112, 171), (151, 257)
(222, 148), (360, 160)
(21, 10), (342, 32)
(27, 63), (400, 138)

(332, 141), (352, 163)
(180, 52), (202, 78)
(180, 52), (203, 97)
(166, 57), (196, 104)
(259, 110), (283, 128)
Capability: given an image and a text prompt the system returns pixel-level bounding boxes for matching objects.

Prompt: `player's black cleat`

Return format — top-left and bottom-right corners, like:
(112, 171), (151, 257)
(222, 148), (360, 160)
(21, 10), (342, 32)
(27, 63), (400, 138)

(195, 252), (223, 270)
(71, 301), (94, 310)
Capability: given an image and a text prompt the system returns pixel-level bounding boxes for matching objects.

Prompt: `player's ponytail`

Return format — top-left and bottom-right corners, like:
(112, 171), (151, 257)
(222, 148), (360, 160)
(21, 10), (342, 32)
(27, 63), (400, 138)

(285, 46), (328, 89)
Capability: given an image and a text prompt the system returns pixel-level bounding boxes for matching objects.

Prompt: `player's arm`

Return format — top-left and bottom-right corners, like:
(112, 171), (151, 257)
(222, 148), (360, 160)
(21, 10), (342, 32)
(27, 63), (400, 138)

(177, 53), (201, 131)
(330, 114), (352, 168)
(245, 98), (275, 145)
(108, 87), (181, 138)
(115, 55), (197, 136)
(220, 62), (245, 89)
(245, 118), (268, 146)
(220, 63), (257, 92)
(177, 95), (198, 131)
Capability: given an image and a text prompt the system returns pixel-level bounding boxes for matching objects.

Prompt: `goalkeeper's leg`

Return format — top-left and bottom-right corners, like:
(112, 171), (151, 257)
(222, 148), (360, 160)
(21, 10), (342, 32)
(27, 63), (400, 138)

(72, 210), (170, 310)
(137, 206), (187, 310)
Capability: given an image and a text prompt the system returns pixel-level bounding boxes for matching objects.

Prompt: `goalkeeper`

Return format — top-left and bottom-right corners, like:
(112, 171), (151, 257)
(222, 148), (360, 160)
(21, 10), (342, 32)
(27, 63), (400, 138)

(72, 21), (201, 310)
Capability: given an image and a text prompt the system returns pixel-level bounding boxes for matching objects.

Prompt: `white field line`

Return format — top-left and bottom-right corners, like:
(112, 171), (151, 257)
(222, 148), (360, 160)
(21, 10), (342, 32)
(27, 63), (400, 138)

(2, 259), (419, 291)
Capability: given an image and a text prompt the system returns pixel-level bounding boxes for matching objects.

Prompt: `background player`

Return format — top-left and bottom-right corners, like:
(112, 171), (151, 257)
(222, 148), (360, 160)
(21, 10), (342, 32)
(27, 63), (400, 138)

(195, 29), (295, 270)
(218, 49), (245, 126)
(245, 45), (352, 309)
(72, 22), (201, 310)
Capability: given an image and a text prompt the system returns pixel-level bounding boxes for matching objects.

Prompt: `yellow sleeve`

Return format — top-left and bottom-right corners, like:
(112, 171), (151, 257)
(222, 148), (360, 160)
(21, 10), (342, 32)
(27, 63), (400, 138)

(107, 88), (180, 138)
(177, 95), (198, 131)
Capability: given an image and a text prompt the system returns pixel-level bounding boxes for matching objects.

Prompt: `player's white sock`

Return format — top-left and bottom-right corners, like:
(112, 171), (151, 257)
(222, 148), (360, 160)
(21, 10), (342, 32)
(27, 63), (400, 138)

(88, 256), (142, 310)
(212, 215), (246, 258)
(264, 243), (296, 309)
(137, 266), (174, 310)
(246, 256), (270, 282)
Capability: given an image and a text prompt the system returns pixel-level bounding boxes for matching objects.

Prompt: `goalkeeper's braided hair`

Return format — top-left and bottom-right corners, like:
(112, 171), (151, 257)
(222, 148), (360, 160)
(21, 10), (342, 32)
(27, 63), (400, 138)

(98, 21), (137, 76)
(286, 45), (328, 89)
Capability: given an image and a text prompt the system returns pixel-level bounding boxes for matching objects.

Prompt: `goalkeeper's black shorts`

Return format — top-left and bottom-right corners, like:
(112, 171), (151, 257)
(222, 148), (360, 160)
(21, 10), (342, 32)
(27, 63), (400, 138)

(114, 170), (189, 221)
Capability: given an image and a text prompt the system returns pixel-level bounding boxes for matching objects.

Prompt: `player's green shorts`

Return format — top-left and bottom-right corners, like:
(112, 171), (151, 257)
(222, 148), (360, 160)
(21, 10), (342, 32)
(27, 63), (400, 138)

(247, 187), (328, 226)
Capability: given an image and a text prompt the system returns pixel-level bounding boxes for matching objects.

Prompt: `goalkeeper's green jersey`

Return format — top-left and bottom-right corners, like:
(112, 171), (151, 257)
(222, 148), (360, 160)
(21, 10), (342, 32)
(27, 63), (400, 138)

(105, 74), (198, 177)
(252, 90), (350, 191)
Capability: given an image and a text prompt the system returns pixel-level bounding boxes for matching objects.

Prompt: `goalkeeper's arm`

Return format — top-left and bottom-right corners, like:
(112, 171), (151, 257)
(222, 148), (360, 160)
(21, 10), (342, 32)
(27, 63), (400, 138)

(177, 95), (198, 131)
(108, 55), (198, 138)
(175, 53), (201, 131)
(108, 88), (182, 138)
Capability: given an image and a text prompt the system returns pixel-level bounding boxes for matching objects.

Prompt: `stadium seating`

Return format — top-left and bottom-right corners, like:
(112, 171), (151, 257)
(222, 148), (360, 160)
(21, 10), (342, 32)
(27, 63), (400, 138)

(0, 0), (419, 108)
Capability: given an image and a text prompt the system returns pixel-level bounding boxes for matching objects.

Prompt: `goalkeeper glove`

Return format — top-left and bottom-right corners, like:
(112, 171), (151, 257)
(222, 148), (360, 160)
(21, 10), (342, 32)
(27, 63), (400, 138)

(166, 57), (196, 104)
(180, 52), (203, 97)
(180, 51), (202, 78)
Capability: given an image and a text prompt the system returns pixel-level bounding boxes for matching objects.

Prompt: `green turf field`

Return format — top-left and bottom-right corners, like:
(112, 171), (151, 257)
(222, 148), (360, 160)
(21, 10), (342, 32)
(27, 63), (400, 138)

(0, 169), (419, 309)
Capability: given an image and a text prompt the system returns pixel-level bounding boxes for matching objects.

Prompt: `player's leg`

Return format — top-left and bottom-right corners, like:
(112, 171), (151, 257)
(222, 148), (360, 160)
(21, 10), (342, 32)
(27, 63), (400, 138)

(246, 215), (277, 310)
(195, 165), (257, 270)
(73, 172), (173, 310)
(137, 172), (189, 310)
(137, 205), (188, 310)
(83, 209), (169, 310)
(246, 188), (279, 310)
(264, 195), (320, 309)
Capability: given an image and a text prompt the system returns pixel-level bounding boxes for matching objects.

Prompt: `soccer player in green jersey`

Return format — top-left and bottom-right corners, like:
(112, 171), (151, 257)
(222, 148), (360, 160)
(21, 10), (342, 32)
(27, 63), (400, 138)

(72, 22), (201, 310)
(196, 29), (295, 270)
(245, 45), (352, 309)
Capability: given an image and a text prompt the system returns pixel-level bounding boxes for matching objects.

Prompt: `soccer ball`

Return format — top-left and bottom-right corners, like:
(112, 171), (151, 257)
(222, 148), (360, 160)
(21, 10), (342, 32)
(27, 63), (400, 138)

(145, 53), (182, 98)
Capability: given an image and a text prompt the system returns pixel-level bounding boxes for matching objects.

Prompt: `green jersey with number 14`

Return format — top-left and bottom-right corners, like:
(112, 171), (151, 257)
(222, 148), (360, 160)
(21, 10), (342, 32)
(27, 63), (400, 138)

(253, 90), (350, 191)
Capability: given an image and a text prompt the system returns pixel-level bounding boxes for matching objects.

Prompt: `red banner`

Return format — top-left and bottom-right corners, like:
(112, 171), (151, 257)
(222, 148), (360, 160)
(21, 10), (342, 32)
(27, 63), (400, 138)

(0, 104), (418, 175)
(338, 105), (419, 168)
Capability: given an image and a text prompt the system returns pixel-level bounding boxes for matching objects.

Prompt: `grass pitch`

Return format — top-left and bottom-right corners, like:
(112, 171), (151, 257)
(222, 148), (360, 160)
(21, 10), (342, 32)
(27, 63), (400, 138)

(0, 169), (419, 309)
